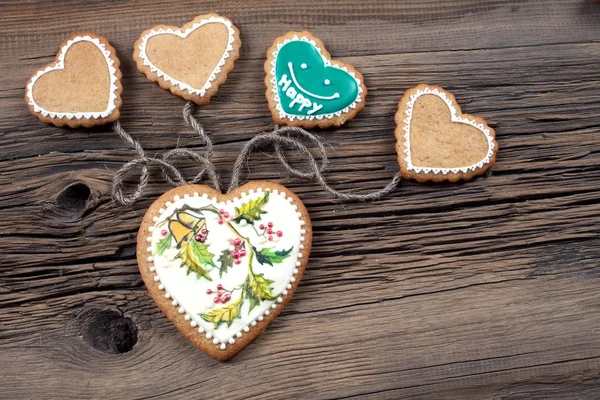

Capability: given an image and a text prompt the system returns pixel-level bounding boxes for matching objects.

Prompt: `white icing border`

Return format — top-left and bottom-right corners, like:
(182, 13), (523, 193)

(268, 35), (363, 121)
(403, 87), (496, 175)
(145, 188), (307, 351)
(137, 16), (236, 97)
(25, 36), (119, 120)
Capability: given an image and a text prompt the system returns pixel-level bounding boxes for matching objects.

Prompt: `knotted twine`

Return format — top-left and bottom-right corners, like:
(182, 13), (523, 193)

(112, 102), (220, 206)
(227, 127), (402, 200)
(111, 102), (401, 205)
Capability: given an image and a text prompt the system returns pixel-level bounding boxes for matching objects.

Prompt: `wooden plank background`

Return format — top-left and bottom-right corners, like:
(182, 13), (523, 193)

(2, 0), (600, 398)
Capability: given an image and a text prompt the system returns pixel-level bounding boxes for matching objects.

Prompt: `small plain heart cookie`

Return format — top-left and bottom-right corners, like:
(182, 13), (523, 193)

(264, 31), (367, 129)
(395, 84), (498, 182)
(133, 13), (241, 105)
(25, 33), (123, 128)
(137, 182), (312, 361)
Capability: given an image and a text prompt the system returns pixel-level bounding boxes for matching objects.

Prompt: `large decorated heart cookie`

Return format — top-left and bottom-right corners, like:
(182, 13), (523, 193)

(264, 31), (367, 128)
(394, 84), (498, 182)
(137, 182), (312, 360)
(25, 33), (123, 127)
(133, 14), (241, 105)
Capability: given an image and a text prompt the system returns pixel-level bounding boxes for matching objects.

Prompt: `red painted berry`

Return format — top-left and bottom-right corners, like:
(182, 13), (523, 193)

(206, 289), (212, 295)
(199, 236), (206, 243)
(218, 219), (224, 225)
(219, 209), (225, 214)
(234, 259), (242, 265)
(239, 249), (247, 257)
(223, 212), (230, 218)
(268, 222), (274, 228)
(201, 228), (208, 235)
(232, 251), (240, 259)
(259, 224), (265, 230)
(268, 235), (273, 241)
(233, 238), (242, 246)
(267, 228), (273, 234)
(213, 296), (220, 303)
(217, 290), (224, 297)
(195, 235), (202, 241)
(161, 229), (168, 236)
(217, 284), (223, 290)
(277, 230), (283, 237)
(223, 293), (231, 302)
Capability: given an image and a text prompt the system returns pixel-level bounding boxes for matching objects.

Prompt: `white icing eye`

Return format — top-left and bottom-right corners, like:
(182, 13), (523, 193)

(301, 63), (307, 69)
(324, 79), (331, 85)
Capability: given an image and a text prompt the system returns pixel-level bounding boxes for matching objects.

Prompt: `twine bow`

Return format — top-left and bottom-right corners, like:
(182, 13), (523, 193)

(112, 102), (400, 206)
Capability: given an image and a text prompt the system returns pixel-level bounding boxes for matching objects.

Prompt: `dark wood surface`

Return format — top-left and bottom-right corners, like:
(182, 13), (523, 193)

(2, 0), (600, 399)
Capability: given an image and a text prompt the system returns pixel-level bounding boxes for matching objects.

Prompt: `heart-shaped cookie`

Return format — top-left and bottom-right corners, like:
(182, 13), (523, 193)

(394, 84), (498, 182)
(133, 14), (241, 105)
(25, 33), (122, 127)
(265, 31), (367, 128)
(137, 182), (312, 360)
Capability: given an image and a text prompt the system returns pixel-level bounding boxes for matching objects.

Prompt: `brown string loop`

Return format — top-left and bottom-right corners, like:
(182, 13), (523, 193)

(112, 106), (400, 205)
(228, 126), (401, 201)
(111, 103), (220, 206)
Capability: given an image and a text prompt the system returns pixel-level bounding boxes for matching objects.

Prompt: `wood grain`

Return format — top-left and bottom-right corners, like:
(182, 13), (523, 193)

(2, 0), (600, 399)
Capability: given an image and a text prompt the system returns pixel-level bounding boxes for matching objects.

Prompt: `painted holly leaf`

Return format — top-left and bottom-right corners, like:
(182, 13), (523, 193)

(200, 295), (243, 328)
(243, 281), (261, 312)
(255, 247), (293, 266)
(234, 191), (270, 224)
(217, 249), (234, 278)
(155, 233), (173, 256)
(248, 270), (278, 301)
(177, 239), (215, 281)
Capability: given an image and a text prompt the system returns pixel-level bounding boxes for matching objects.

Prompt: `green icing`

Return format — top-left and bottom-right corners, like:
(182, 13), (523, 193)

(274, 40), (359, 118)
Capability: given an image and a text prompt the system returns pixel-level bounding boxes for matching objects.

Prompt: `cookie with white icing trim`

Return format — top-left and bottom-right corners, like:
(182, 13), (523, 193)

(25, 33), (123, 128)
(137, 182), (312, 361)
(264, 31), (367, 128)
(133, 13), (241, 105)
(394, 84), (498, 182)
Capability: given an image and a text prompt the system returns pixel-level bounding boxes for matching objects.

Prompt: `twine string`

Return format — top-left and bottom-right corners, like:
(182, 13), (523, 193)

(112, 105), (400, 205)
(272, 126), (329, 179)
(111, 102), (220, 206)
(228, 126), (401, 201)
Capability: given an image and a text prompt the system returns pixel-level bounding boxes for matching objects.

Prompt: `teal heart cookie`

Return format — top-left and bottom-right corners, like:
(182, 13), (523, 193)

(265, 32), (366, 128)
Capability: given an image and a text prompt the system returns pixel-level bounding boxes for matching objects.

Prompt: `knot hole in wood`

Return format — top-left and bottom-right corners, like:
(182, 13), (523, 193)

(76, 309), (138, 354)
(56, 182), (91, 213)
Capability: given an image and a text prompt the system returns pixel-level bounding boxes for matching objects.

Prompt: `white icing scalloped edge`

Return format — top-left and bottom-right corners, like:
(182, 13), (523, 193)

(268, 36), (363, 121)
(25, 36), (119, 120)
(137, 16), (236, 97)
(145, 188), (306, 351)
(403, 87), (496, 175)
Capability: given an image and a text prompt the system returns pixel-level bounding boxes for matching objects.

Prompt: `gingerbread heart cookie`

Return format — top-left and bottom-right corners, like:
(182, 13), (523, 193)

(133, 14), (241, 105)
(25, 33), (123, 127)
(265, 31), (367, 128)
(395, 84), (498, 182)
(137, 182), (312, 360)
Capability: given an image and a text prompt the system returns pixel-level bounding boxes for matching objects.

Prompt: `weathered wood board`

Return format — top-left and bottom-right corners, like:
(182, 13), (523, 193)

(1, 0), (600, 398)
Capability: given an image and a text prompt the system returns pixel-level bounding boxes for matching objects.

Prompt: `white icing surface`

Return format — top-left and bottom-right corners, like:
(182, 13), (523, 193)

(148, 189), (304, 349)
(268, 35), (363, 122)
(402, 87), (496, 175)
(137, 16), (236, 97)
(25, 36), (119, 120)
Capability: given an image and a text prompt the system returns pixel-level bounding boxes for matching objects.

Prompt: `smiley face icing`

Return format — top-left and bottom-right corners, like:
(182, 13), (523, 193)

(265, 31), (367, 128)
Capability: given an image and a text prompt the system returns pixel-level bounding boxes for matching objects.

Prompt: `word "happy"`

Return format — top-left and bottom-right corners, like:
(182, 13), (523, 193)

(278, 74), (323, 115)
